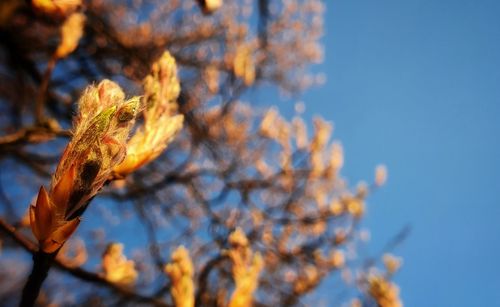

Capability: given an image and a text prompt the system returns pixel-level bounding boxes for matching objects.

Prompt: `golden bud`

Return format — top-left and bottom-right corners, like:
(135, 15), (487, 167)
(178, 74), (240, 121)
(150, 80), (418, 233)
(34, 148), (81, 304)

(32, 0), (81, 18)
(55, 13), (86, 59)
(197, 0), (223, 14)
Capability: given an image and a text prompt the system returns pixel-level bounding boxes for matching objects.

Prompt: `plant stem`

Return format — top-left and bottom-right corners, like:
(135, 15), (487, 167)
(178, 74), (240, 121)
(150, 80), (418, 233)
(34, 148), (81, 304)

(19, 251), (55, 307)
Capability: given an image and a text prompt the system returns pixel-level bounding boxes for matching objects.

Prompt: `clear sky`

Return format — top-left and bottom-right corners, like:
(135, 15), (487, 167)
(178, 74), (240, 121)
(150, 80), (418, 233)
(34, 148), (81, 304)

(287, 0), (500, 306)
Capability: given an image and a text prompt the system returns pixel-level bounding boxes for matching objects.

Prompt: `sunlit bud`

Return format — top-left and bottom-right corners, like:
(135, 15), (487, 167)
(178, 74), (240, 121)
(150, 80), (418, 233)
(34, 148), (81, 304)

(329, 199), (344, 216)
(375, 164), (388, 186)
(114, 52), (184, 178)
(329, 250), (345, 268)
(228, 227), (249, 247)
(197, 0), (223, 14)
(98, 80), (126, 108)
(310, 151), (324, 178)
(164, 246), (194, 307)
(260, 108), (278, 138)
(75, 79), (126, 134)
(368, 274), (402, 307)
(294, 265), (320, 294)
(345, 197), (365, 219)
(234, 44), (255, 86)
(57, 103), (122, 218)
(27, 80), (138, 252)
(310, 117), (332, 152)
(102, 243), (138, 285)
(225, 228), (264, 307)
(54, 12), (85, 59)
(383, 253), (402, 275)
(31, 0), (81, 18)
(328, 142), (343, 172)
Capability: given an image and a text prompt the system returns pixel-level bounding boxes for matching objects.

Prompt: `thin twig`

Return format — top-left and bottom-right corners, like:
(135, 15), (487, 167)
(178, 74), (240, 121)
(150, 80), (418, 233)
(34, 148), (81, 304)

(35, 56), (58, 125)
(0, 126), (70, 148)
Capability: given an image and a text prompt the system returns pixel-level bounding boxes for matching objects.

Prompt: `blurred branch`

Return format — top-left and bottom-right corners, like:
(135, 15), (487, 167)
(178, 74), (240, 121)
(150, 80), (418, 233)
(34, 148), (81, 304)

(0, 125), (70, 149)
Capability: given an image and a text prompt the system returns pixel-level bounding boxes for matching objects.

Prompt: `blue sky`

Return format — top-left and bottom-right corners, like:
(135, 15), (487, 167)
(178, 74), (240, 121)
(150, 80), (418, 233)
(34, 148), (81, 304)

(285, 0), (500, 305)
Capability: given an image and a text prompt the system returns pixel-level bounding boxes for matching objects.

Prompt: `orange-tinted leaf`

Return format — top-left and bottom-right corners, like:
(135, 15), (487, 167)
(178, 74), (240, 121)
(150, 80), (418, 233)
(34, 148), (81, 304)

(50, 217), (80, 245)
(29, 205), (39, 240)
(41, 239), (62, 254)
(52, 163), (76, 211)
(35, 186), (53, 241)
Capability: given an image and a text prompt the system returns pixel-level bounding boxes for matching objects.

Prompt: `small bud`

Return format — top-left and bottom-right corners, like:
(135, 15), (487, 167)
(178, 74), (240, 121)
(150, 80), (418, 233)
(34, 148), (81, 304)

(102, 243), (138, 285)
(228, 227), (249, 247)
(383, 253), (402, 275)
(113, 52), (183, 178)
(375, 164), (388, 186)
(165, 246), (194, 307)
(233, 44), (255, 86)
(226, 228), (264, 307)
(329, 250), (345, 268)
(197, 0), (223, 14)
(31, 0), (82, 18)
(346, 198), (365, 219)
(329, 199), (344, 216)
(54, 12), (86, 59)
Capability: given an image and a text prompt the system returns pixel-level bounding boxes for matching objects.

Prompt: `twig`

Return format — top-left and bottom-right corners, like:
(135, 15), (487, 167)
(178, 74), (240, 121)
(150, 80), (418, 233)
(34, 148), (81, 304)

(0, 126), (70, 148)
(20, 251), (55, 307)
(35, 56), (58, 125)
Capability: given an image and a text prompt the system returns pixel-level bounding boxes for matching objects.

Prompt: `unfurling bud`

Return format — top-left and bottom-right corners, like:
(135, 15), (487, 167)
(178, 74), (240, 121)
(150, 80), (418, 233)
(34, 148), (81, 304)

(329, 250), (345, 268)
(102, 243), (138, 285)
(233, 44), (255, 86)
(367, 274), (403, 307)
(54, 12), (86, 59)
(114, 51), (184, 178)
(383, 253), (402, 275)
(31, 0), (82, 18)
(29, 80), (139, 253)
(164, 246), (195, 307)
(225, 228), (264, 307)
